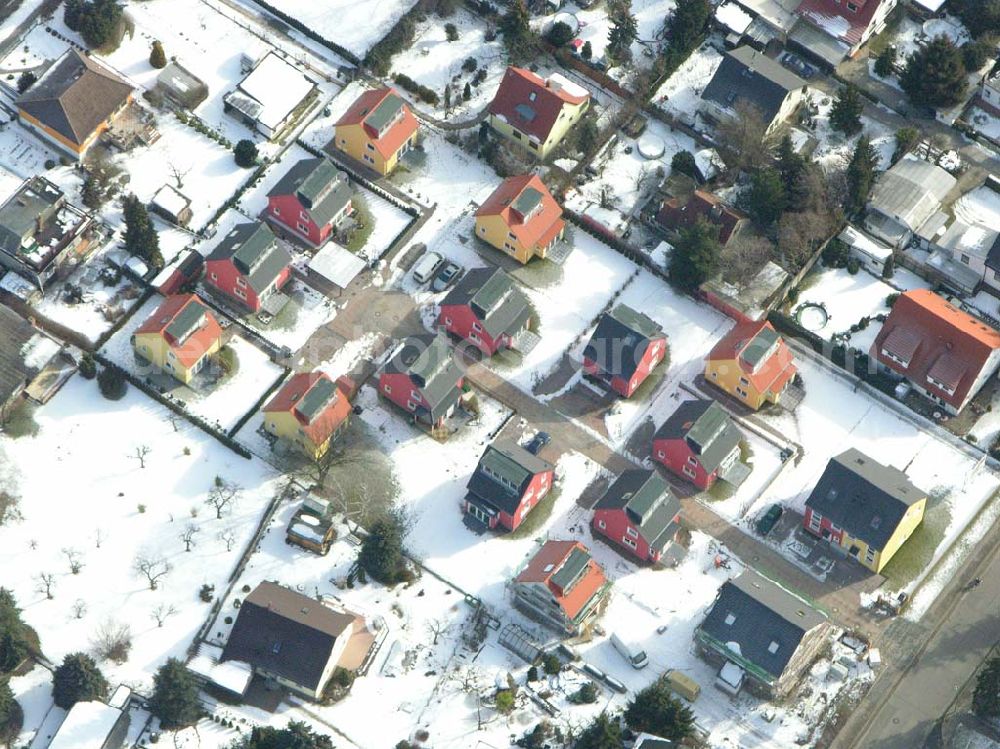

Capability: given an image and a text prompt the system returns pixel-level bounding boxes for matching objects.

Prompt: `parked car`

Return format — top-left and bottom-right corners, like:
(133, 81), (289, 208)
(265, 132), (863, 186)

(431, 261), (462, 292)
(412, 251), (444, 284)
(780, 52), (814, 79)
(525, 431), (551, 455)
(610, 633), (648, 669)
(755, 504), (783, 536)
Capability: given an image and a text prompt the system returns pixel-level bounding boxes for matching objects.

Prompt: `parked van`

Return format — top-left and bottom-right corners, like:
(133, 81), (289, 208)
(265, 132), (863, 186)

(610, 634), (648, 669)
(412, 251), (444, 284)
(666, 669), (701, 701)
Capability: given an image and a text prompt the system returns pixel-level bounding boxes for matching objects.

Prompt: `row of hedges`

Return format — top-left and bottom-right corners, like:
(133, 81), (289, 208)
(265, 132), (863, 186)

(393, 73), (439, 105)
(364, 4), (422, 76)
(245, 0), (361, 65)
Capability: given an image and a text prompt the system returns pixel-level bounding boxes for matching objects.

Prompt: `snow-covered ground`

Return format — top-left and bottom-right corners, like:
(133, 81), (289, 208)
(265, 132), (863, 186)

(807, 88), (896, 171)
(653, 43), (723, 123)
(968, 106), (1000, 144)
(0, 376), (280, 721)
(953, 184), (1000, 227)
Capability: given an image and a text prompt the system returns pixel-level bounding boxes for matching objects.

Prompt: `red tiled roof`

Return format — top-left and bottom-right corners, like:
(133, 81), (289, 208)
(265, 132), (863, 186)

(476, 174), (564, 251)
(135, 294), (222, 369)
(796, 0), (886, 47)
(263, 371), (351, 445)
(515, 540), (607, 620)
(708, 320), (797, 395)
(335, 87), (419, 160)
(488, 67), (589, 143)
(871, 289), (1000, 410)
(656, 190), (745, 245)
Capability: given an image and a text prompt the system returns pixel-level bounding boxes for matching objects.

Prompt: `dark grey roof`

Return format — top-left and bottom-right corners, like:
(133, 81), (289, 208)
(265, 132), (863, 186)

(655, 399), (742, 473)
(365, 93), (405, 132)
(0, 305), (43, 406)
(987, 233), (1000, 273)
(583, 304), (664, 381)
(741, 326), (779, 368)
(16, 49), (133, 147)
(0, 177), (62, 257)
(221, 581), (355, 691)
(698, 570), (827, 682)
(164, 300), (209, 345)
(550, 547), (590, 592)
(595, 469), (681, 553)
(441, 266), (532, 339)
(465, 439), (553, 516)
(296, 376), (337, 422)
(804, 448), (926, 551)
(702, 46), (805, 125)
(384, 334), (463, 422)
(208, 222), (290, 294)
(267, 157), (352, 228)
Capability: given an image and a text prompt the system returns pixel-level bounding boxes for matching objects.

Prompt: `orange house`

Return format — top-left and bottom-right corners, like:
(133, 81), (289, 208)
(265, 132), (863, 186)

(332, 87), (419, 176)
(17, 49), (133, 160)
(704, 320), (796, 409)
(474, 174), (565, 264)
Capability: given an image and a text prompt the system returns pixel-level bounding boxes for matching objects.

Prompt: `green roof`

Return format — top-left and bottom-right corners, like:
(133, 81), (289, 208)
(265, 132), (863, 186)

(295, 376), (337, 423)
(550, 547), (590, 592)
(609, 304), (662, 341)
(742, 326), (779, 368)
(513, 187), (542, 218)
(364, 93), (404, 132)
(209, 222), (291, 294)
(165, 300), (207, 344)
(470, 268), (514, 317)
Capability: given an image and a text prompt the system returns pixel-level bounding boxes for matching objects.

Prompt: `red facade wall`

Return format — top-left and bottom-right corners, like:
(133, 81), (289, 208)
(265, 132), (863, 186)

(652, 436), (715, 490)
(205, 258), (291, 312)
(439, 304), (511, 355)
(583, 337), (667, 398)
(802, 507), (843, 545)
(379, 371), (463, 426)
(466, 469), (554, 531)
(592, 508), (660, 562)
(267, 194), (338, 248)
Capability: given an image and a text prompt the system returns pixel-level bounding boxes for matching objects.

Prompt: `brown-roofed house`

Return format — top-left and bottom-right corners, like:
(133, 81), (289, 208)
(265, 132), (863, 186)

(332, 87), (419, 176)
(221, 582), (372, 700)
(487, 67), (590, 160)
(871, 289), (1000, 414)
(17, 49), (134, 160)
(511, 540), (609, 635)
(656, 189), (747, 248)
(475, 174), (565, 264)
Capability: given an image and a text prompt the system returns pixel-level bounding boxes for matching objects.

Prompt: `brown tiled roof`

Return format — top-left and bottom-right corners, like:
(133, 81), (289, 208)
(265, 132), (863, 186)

(488, 67), (589, 143)
(17, 49), (133, 147)
(656, 190), (745, 245)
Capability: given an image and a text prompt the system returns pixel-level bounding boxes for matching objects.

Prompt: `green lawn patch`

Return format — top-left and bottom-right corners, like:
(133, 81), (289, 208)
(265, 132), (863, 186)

(3, 400), (38, 439)
(879, 490), (952, 588)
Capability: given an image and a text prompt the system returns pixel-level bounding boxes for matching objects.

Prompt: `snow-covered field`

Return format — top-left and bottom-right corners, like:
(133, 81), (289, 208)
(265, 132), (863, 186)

(654, 43), (723, 123)
(1, 376), (280, 736)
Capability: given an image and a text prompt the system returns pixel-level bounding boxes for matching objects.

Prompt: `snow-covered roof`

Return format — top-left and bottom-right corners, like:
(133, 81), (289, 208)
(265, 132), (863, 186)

(229, 52), (316, 131)
(152, 184), (191, 217)
(547, 72), (589, 100)
(49, 701), (124, 749)
(716, 2), (753, 34)
(308, 242), (366, 288)
(839, 225), (893, 262)
(912, 0), (946, 9)
(188, 642), (254, 694)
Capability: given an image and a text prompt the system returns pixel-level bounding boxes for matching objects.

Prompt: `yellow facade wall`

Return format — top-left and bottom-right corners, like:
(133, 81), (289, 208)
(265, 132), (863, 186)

(705, 358), (772, 411)
(262, 408), (332, 460)
(333, 122), (406, 176)
(488, 98), (588, 161)
(133, 331), (220, 385)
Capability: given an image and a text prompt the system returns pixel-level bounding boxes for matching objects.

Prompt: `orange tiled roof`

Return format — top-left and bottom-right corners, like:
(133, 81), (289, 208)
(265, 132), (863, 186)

(515, 540), (607, 620)
(708, 320), (797, 396)
(476, 174), (564, 252)
(263, 371), (351, 446)
(335, 87), (418, 161)
(135, 293), (222, 369)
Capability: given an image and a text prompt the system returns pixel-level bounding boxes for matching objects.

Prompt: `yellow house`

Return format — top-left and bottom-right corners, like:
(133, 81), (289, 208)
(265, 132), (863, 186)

(705, 320), (797, 410)
(261, 372), (352, 459)
(487, 67), (591, 160)
(132, 294), (223, 385)
(332, 87), (419, 176)
(475, 174), (565, 264)
(17, 48), (133, 160)
(804, 448), (927, 574)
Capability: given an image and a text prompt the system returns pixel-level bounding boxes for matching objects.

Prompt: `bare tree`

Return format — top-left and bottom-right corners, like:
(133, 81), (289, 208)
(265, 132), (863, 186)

(94, 528), (104, 549)
(133, 553), (172, 590)
(35, 573), (55, 600)
(217, 528), (237, 552)
(205, 476), (242, 519)
(715, 101), (777, 173)
(179, 524), (200, 552)
(130, 445), (151, 469)
(167, 162), (190, 190)
(91, 619), (132, 663)
(721, 235), (774, 287)
(299, 443), (356, 488)
(425, 617), (449, 646)
(151, 603), (178, 628)
(71, 599), (88, 619)
(62, 547), (84, 575)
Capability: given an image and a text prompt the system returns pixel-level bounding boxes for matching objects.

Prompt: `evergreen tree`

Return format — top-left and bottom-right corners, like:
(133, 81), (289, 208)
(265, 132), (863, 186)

(775, 134), (807, 210)
(892, 126), (920, 164)
(873, 45), (896, 78)
(951, 0), (1000, 37)
(0, 589), (22, 634)
(668, 217), (721, 292)
(16, 71), (36, 94)
(974, 657), (1000, 719)
(122, 194), (163, 270)
(359, 512), (408, 584)
(881, 254), (895, 280)
(231, 721), (334, 748)
(961, 40), (993, 72)
(670, 149), (698, 179)
(900, 35), (967, 109)
(547, 20), (574, 47)
(829, 84), (864, 136)
(574, 712), (623, 749)
(500, 0), (533, 64)
(0, 678), (20, 741)
(606, 0), (637, 63)
(63, 0), (84, 30)
(77, 0), (124, 49)
(462, 82), (471, 101)
(97, 365), (127, 400)
(52, 653), (109, 709)
(149, 40), (167, 69)
(0, 633), (26, 674)
(581, 40), (593, 60)
(742, 167), (786, 226)
(624, 677), (695, 741)
(443, 84), (451, 112)
(665, 0), (711, 51)
(234, 139), (259, 168)
(846, 135), (879, 216)
(148, 658), (202, 729)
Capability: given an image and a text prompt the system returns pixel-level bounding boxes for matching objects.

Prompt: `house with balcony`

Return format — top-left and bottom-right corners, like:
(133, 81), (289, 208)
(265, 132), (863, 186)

(591, 469), (682, 564)
(582, 305), (667, 398)
(653, 399), (750, 490)
(332, 87), (419, 176)
(265, 157), (353, 248)
(704, 320), (797, 410)
(475, 174), (565, 264)
(132, 294), (223, 384)
(463, 439), (554, 531)
(803, 448), (927, 574)
(511, 540), (610, 635)
(871, 289), (1000, 414)
(204, 222), (292, 313)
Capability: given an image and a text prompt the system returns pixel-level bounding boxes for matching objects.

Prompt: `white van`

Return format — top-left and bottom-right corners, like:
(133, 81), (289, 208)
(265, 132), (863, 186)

(610, 634), (648, 669)
(412, 251), (444, 284)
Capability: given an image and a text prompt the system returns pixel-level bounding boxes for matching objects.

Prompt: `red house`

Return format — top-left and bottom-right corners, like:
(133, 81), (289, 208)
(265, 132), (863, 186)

(438, 266), (534, 355)
(205, 222), (292, 313)
(653, 399), (750, 490)
(592, 469), (681, 564)
(265, 157), (353, 249)
(463, 439), (554, 531)
(379, 334), (464, 428)
(794, 0), (896, 61)
(582, 304), (667, 398)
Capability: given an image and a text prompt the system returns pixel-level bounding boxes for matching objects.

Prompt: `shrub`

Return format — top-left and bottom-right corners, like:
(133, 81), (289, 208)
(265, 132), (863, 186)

(625, 677), (695, 740)
(461, 56), (477, 72)
(886, 292), (899, 307)
(149, 40), (167, 69)
(581, 40), (593, 59)
(822, 238), (850, 268)
(873, 45), (896, 78)
(494, 689), (515, 713)
(91, 620), (132, 663)
(846, 257), (860, 275)
(670, 149), (698, 179)
(234, 139), (258, 168)
(78, 354), (97, 380)
(541, 652), (561, 675)
(16, 71), (35, 94)
(786, 286), (800, 305)
(97, 366), (127, 400)
(961, 39), (993, 72)
(52, 653), (109, 709)
(570, 681), (598, 704)
(526, 665), (539, 682)
(44, 159), (56, 170)
(199, 584), (215, 603)
(444, 22), (458, 41)
(547, 20), (574, 46)
(358, 511), (411, 585)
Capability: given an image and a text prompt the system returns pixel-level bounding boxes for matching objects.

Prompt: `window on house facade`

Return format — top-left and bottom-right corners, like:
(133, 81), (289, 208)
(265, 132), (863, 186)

(739, 376), (750, 387)
(384, 384), (392, 395)
(687, 456), (698, 466)
(597, 519), (606, 529)
(656, 450), (665, 459)
(736, 387), (748, 398)
(626, 526), (638, 539)
(865, 546), (876, 564)
(273, 206), (281, 215)
(210, 272), (218, 281)
(236, 276), (246, 287)
(682, 465), (696, 478)
(622, 537), (637, 549)
(407, 400), (417, 411)
(444, 316), (452, 325)
(809, 511), (822, 530)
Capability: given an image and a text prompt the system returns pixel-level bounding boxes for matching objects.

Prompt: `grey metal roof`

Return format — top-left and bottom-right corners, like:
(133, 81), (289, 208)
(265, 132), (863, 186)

(465, 440), (554, 516)
(295, 376), (337, 423)
(550, 547), (591, 592)
(16, 49), (133, 147)
(0, 305), (43, 408)
(208, 222), (290, 294)
(364, 93), (405, 132)
(0, 177), (62, 258)
(268, 157), (352, 228)
(698, 570), (826, 682)
(583, 304), (664, 381)
(804, 448), (925, 550)
(742, 326), (779, 369)
(441, 266), (532, 340)
(164, 300), (208, 345)
(595, 469), (681, 554)
(384, 335), (463, 422)
(513, 186), (542, 218)
(702, 45), (805, 125)
(868, 158), (958, 234)
(221, 581), (355, 692)
(655, 399), (742, 473)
